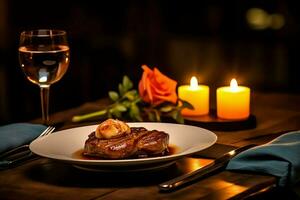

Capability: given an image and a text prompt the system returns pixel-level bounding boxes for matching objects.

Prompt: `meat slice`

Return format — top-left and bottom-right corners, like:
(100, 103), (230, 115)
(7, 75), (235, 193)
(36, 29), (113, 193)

(83, 132), (137, 159)
(136, 130), (169, 156)
(83, 127), (169, 159)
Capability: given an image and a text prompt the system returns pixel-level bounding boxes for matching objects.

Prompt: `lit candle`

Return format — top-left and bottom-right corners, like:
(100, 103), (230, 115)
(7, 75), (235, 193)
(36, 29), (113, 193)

(178, 76), (209, 116)
(217, 79), (250, 119)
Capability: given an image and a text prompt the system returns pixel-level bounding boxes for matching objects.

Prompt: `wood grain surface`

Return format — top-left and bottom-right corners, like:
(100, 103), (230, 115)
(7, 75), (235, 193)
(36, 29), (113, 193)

(1, 92), (299, 200)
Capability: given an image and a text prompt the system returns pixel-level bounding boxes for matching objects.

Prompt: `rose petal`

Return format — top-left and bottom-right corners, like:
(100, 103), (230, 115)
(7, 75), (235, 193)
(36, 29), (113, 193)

(145, 78), (153, 103)
(138, 65), (178, 105)
(153, 68), (177, 90)
(154, 91), (177, 104)
(141, 65), (152, 90)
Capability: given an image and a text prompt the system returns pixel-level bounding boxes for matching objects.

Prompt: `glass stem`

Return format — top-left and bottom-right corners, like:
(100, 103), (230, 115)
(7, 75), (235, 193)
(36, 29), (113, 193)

(40, 85), (50, 125)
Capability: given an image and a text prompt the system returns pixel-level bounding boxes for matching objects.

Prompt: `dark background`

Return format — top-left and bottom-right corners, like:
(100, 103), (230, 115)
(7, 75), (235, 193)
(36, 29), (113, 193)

(0, 0), (299, 125)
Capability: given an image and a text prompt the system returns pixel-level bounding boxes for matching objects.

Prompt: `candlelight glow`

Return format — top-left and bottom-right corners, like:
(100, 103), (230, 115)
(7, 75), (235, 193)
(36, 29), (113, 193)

(217, 78), (250, 119)
(178, 76), (209, 116)
(190, 76), (199, 90)
(39, 76), (47, 83)
(246, 8), (270, 30)
(39, 69), (48, 83)
(185, 158), (214, 172)
(246, 8), (285, 30)
(230, 79), (238, 92)
(228, 150), (236, 156)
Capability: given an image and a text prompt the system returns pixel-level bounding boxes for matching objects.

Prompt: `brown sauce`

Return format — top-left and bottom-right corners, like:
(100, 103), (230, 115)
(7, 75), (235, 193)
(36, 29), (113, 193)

(168, 144), (179, 155)
(72, 144), (180, 160)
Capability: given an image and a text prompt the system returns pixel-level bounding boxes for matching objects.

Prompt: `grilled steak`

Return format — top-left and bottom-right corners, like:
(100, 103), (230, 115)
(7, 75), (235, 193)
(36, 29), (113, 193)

(83, 127), (169, 159)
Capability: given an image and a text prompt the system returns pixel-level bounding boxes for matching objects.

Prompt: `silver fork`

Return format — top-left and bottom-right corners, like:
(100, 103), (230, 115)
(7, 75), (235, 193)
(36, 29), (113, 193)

(0, 126), (55, 169)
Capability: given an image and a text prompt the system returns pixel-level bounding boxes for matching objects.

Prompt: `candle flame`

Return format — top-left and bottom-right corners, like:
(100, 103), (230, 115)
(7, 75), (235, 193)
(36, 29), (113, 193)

(230, 78), (238, 91)
(190, 76), (199, 90)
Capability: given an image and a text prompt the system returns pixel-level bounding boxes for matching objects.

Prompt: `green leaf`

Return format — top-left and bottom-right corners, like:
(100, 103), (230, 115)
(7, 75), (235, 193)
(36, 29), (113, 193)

(170, 110), (177, 119)
(170, 110), (184, 124)
(159, 105), (174, 113)
(112, 111), (122, 118)
(124, 90), (137, 101)
(118, 84), (125, 96)
(180, 99), (194, 110)
(114, 104), (127, 112)
(122, 100), (131, 108)
(129, 103), (139, 117)
(129, 103), (141, 121)
(135, 114), (143, 122)
(122, 75), (133, 91)
(108, 107), (122, 118)
(154, 109), (161, 122)
(108, 91), (119, 101)
(133, 96), (142, 104)
(147, 111), (156, 121)
(175, 113), (184, 124)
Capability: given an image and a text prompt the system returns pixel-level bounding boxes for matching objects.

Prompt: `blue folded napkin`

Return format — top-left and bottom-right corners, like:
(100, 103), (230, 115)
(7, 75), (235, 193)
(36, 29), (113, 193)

(0, 123), (47, 154)
(226, 130), (300, 187)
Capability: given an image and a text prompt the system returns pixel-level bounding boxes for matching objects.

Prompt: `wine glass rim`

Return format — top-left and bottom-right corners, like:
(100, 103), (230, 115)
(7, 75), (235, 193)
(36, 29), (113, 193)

(20, 29), (67, 37)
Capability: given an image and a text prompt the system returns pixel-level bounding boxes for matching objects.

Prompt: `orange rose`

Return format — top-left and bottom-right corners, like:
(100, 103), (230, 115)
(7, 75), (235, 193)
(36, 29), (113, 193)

(138, 65), (178, 105)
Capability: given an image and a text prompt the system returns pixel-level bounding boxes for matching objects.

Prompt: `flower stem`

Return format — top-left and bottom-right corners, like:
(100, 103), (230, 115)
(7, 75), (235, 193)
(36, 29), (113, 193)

(72, 110), (107, 122)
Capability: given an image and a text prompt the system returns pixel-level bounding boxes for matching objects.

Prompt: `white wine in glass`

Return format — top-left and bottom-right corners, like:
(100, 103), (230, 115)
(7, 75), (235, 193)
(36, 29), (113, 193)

(18, 29), (70, 125)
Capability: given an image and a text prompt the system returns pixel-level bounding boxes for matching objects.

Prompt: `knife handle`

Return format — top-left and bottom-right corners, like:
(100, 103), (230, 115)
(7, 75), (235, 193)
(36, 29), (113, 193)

(158, 161), (225, 191)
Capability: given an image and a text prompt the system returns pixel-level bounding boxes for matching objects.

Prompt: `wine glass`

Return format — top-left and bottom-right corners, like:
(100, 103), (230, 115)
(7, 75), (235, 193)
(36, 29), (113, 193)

(18, 29), (70, 125)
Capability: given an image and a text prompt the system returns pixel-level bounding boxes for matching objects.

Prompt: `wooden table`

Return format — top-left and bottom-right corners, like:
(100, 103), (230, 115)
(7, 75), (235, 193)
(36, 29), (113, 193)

(1, 92), (300, 199)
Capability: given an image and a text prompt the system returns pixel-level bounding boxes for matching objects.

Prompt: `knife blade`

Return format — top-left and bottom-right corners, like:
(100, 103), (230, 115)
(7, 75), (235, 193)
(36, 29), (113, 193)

(158, 144), (257, 192)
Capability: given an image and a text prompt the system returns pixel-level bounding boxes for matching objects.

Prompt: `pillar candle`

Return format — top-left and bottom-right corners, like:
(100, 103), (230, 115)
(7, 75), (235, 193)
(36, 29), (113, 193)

(178, 76), (209, 116)
(217, 79), (250, 119)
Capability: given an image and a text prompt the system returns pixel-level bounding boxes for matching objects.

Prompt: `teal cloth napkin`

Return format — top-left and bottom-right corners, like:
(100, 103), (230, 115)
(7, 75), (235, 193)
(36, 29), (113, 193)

(0, 123), (47, 154)
(226, 130), (300, 187)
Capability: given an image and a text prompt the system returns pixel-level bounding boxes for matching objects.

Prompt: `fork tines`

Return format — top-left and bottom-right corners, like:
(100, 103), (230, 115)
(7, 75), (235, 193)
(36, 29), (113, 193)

(38, 126), (56, 139)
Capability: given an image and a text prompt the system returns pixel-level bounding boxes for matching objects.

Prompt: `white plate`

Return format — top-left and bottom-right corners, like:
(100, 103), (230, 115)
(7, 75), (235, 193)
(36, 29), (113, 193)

(29, 122), (217, 169)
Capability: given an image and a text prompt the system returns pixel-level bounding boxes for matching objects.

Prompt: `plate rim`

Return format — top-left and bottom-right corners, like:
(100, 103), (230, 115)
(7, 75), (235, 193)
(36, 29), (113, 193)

(30, 122), (217, 166)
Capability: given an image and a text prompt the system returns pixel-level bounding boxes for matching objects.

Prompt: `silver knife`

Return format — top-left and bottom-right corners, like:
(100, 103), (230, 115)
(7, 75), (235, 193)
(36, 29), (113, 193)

(158, 144), (256, 192)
